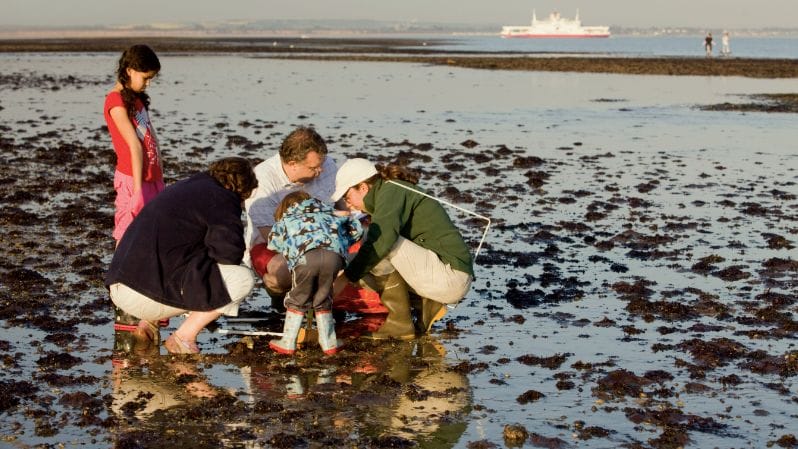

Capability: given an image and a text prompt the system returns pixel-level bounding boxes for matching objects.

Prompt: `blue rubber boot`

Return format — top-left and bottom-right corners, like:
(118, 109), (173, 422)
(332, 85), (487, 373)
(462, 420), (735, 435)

(269, 309), (304, 355)
(316, 310), (342, 355)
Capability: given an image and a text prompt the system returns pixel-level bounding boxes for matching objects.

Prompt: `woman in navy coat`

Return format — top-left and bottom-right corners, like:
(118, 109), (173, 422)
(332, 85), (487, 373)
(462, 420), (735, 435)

(107, 157), (258, 354)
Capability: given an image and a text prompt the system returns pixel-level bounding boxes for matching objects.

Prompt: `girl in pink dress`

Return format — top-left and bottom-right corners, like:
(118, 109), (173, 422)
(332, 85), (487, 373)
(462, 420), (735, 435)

(103, 44), (164, 245)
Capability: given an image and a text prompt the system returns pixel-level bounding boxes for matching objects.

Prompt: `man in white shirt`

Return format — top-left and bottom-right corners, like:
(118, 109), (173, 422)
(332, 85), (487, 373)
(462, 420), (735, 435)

(244, 126), (337, 303)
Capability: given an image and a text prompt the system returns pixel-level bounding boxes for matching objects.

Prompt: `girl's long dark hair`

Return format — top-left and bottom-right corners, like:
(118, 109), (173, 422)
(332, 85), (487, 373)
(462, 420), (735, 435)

(115, 44), (160, 117)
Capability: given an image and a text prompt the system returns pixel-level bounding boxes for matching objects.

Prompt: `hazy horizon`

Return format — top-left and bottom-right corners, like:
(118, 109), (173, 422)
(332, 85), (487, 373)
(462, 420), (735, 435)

(4, 0), (798, 30)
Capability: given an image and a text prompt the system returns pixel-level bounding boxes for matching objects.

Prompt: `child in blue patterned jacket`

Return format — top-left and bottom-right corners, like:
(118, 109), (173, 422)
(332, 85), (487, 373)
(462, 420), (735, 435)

(267, 190), (363, 355)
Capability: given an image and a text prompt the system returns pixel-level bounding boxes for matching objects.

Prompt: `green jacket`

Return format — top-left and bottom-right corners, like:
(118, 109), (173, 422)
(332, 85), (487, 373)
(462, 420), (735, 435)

(344, 178), (474, 281)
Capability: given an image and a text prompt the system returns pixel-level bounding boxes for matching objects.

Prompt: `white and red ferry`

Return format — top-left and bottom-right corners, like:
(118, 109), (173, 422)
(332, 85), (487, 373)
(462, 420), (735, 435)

(501, 10), (610, 38)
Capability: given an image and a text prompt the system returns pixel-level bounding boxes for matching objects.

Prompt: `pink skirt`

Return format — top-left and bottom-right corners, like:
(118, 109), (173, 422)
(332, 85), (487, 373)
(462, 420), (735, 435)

(113, 170), (164, 242)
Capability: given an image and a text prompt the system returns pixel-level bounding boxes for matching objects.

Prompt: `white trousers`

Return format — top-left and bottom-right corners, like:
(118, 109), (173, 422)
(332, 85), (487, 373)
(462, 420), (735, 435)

(110, 264), (254, 320)
(372, 236), (472, 304)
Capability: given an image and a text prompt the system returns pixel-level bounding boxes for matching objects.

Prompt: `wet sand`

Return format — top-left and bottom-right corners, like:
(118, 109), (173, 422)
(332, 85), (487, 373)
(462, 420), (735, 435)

(271, 55), (798, 79)
(1, 36), (798, 78)
(1, 51), (797, 448)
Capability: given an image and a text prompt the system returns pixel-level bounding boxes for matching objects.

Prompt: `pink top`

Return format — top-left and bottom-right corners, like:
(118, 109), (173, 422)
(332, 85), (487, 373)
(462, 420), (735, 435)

(104, 91), (162, 181)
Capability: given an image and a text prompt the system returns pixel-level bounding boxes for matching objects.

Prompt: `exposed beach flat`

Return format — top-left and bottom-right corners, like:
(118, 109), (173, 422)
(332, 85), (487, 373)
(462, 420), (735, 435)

(1, 43), (797, 448)
(1, 36), (797, 78)
(271, 55), (798, 78)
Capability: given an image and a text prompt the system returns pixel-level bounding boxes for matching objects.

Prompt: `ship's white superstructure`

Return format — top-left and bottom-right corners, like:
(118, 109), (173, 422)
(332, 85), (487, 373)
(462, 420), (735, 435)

(501, 10), (610, 38)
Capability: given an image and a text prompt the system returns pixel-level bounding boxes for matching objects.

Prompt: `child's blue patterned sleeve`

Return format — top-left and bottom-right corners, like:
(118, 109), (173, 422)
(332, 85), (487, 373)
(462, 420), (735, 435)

(344, 216), (363, 245)
(267, 221), (287, 255)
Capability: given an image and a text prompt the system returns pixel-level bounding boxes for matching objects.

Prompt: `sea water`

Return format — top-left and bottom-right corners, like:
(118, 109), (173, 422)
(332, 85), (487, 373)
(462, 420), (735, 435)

(414, 34), (798, 59)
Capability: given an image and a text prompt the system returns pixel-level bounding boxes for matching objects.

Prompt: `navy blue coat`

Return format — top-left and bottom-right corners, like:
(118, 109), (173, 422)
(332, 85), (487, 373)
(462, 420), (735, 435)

(106, 172), (245, 311)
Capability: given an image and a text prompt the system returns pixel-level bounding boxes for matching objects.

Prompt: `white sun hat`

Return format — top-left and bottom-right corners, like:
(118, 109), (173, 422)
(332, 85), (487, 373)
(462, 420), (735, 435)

(331, 158), (378, 202)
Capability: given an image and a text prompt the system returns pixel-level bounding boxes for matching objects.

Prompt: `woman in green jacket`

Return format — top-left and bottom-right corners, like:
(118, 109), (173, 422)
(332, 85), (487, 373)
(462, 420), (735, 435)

(332, 158), (474, 339)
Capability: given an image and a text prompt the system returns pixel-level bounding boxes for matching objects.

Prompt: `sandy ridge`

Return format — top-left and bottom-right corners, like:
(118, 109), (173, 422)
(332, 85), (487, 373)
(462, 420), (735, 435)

(1, 36), (797, 78)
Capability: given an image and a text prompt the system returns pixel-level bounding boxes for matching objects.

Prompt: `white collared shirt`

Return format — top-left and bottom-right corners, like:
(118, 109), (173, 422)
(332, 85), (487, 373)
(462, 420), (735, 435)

(242, 153), (337, 264)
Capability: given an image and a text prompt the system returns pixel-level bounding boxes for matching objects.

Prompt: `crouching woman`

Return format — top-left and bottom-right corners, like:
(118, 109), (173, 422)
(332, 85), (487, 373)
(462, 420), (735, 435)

(332, 158), (474, 339)
(106, 157), (258, 354)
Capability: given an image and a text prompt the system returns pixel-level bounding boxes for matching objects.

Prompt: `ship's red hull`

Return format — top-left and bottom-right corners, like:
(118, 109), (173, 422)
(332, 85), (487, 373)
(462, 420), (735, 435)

(501, 34), (610, 38)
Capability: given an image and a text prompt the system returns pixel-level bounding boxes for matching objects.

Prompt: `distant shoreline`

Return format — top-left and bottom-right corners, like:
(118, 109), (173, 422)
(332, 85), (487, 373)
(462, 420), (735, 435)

(274, 55), (798, 79)
(1, 36), (797, 78)
(1, 23), (797, 39)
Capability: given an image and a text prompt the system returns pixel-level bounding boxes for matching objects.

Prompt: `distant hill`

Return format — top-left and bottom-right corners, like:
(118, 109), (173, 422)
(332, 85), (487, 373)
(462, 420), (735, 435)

(1, 19), (796, 38)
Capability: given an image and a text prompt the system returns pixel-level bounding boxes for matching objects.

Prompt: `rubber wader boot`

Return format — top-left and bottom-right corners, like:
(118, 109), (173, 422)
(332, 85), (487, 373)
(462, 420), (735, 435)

(113, 305), (139, 353)
(316, 310), (342, 355)
(114, 305), (140, 332)
(362, 271), (415, 340)
(269, 309), (304, 355)
(420, 297), (448, 334)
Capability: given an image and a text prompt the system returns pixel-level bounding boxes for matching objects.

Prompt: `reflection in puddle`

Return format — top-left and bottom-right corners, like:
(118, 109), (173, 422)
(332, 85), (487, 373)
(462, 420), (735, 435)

(112, 353), (215, 420)
(111, 336), (470, 448)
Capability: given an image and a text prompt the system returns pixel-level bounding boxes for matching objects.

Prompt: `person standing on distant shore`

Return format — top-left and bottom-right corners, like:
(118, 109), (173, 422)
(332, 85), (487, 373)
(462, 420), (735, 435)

(704, 32), (714, 57)
(721, 31), (731, 56)
(104, 44), (164, 245)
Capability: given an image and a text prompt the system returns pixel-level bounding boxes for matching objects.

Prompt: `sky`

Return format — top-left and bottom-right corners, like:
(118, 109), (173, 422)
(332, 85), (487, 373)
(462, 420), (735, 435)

(2, 0), (797, 29)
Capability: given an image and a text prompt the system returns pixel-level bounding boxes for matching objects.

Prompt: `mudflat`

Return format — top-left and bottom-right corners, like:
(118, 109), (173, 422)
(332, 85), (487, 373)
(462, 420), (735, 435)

(1, 36), (797, 78)
(1, 43), (797, 448)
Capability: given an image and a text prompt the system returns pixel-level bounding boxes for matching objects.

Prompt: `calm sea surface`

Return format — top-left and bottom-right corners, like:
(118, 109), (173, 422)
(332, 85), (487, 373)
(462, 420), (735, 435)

(414, 35), (798, 59)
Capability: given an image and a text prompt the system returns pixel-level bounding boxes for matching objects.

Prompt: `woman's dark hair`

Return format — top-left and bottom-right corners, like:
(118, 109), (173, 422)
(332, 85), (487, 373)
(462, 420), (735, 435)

(116, 44), (161, 117)
(366, 163), (419, 186)
(208, 157), (258, 202)
(274, 191), (311, 221)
